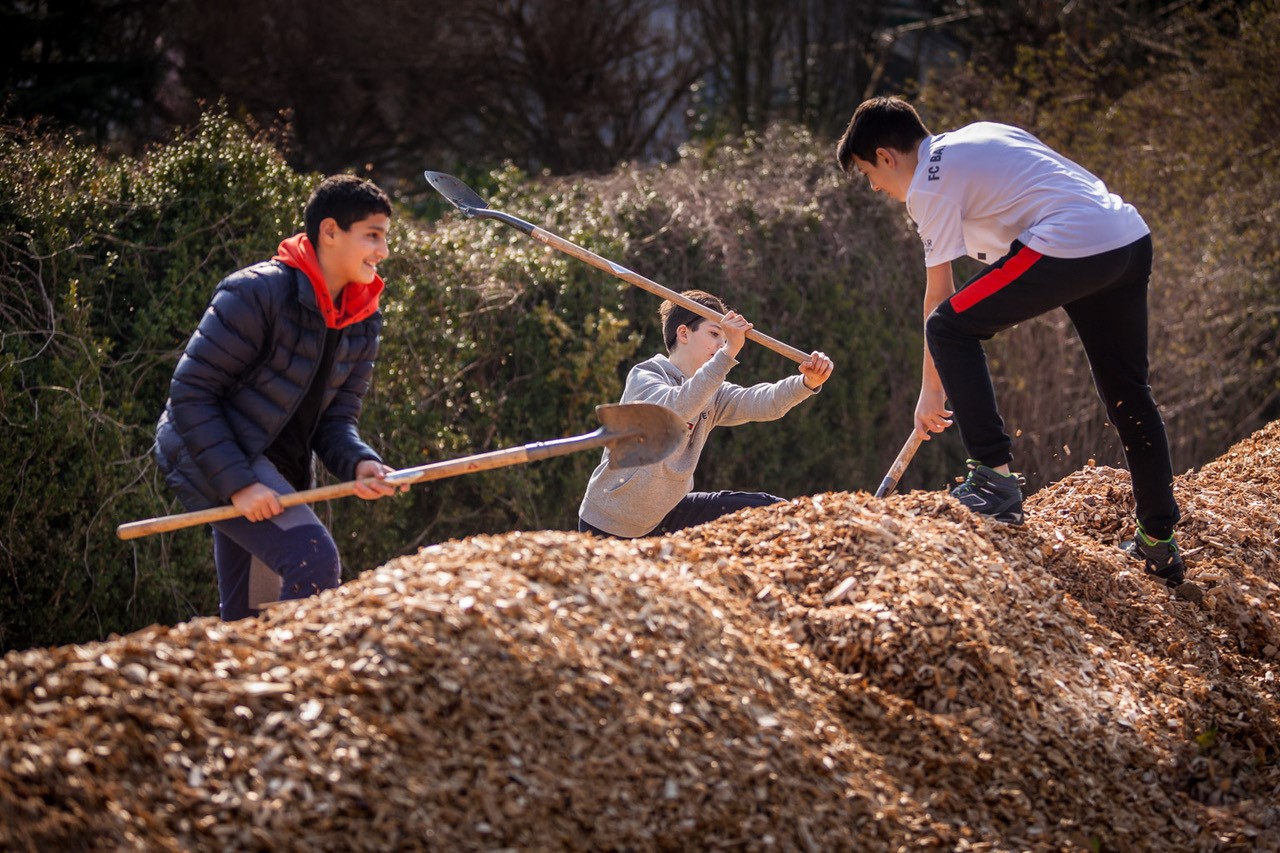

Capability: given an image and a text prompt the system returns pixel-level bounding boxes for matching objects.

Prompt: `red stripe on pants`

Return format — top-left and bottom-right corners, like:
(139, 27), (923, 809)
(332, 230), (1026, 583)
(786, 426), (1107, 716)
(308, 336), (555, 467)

(950, 246), (1043, 313)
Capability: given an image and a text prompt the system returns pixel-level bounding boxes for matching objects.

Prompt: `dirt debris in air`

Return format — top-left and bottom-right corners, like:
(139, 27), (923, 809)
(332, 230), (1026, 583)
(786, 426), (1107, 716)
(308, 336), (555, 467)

(2, 421), (1279, 852)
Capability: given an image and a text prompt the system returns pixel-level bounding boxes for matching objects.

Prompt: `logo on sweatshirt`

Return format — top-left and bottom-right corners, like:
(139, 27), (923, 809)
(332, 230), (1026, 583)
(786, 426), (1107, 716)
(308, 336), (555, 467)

(686, 411), (709, 430)
(926, 144), (946, 181)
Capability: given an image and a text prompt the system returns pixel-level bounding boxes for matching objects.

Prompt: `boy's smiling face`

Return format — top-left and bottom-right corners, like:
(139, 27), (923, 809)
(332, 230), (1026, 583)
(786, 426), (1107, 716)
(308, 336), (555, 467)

(318, 213), (391, 289)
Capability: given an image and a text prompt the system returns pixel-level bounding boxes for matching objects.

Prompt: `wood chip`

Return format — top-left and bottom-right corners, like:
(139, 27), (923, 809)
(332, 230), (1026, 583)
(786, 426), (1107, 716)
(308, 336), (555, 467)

(2, 422), (1279, 850)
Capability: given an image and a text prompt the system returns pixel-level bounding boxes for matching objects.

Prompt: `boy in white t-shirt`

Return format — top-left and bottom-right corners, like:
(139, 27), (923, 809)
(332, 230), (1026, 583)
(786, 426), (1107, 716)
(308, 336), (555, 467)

(836, 96), (1188, 591)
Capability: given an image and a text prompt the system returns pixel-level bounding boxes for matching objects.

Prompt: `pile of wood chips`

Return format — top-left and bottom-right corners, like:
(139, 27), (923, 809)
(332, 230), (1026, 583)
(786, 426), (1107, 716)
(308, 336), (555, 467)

(3, 422), (1278, 852)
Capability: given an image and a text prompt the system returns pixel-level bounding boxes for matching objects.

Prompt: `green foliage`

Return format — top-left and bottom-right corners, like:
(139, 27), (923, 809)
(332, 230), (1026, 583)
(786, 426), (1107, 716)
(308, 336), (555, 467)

(4, 0), (1278, 650)
(1, 111), (313, 649)
(584, 127), (961, 496)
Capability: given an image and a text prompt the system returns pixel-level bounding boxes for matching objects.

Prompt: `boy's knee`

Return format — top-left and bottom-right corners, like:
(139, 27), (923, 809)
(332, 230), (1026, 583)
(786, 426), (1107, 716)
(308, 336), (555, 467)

(1108, 399), (1163, 434)
(924, 307), (956, 347)
(279, 530), (341, 599)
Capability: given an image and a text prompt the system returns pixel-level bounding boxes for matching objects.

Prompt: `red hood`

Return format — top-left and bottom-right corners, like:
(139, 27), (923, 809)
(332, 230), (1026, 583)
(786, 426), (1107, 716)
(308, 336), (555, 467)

(273, 233), (383, 329)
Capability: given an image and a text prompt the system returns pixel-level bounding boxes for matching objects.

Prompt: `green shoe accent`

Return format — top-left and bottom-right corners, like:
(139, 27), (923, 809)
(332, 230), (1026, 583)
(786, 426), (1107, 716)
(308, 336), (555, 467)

(1122, 525), (1185, 587)
(966, 458), (1018, 480)
(1136, 524), (1176, 548)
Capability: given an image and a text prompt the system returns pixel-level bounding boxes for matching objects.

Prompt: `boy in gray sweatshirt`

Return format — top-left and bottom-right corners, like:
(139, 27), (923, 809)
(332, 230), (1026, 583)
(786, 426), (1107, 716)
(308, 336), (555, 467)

(578, 290), (834, 538)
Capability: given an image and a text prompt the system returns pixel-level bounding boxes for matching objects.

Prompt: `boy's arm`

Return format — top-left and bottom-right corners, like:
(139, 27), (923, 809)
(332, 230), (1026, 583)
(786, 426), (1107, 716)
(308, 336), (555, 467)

(167, 277), (271, 502)
(712, 348), (832, 428)
(624, 350), (736, 419)
(627, 309), (763, 419)
(313, 331), (385, 482)
(916, 262), (955, 440)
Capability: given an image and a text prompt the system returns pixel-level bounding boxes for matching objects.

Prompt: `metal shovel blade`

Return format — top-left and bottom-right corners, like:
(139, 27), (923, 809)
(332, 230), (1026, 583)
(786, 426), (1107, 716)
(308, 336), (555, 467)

(424, 171), (537, 234)
(597, 402), (686, 468)
(424, 171), (490, 216)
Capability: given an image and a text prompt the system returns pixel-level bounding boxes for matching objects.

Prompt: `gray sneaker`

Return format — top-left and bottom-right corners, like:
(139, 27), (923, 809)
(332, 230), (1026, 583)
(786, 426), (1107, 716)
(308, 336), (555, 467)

(1120, 528), (1186, 588)
(950, 460), (1025, 524)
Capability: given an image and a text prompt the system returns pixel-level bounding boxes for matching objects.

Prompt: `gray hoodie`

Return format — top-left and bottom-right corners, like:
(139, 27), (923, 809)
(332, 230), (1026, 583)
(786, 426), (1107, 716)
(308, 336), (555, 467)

(578, 348), (816, 537)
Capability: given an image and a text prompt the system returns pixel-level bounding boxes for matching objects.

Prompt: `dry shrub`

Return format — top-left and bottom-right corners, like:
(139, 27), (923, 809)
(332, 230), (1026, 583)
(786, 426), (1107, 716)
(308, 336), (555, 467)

(915, 1), (1280, 491)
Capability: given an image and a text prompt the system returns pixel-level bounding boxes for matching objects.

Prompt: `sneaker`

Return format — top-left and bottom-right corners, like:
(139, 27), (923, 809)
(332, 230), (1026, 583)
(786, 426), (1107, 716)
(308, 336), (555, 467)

(950, 460), (1026, 524)
(1120, 526), (1186, 588)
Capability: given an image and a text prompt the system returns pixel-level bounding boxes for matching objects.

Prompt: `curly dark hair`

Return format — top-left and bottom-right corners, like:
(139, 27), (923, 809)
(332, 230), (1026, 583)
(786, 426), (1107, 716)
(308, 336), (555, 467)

(304, 175), (392, 245)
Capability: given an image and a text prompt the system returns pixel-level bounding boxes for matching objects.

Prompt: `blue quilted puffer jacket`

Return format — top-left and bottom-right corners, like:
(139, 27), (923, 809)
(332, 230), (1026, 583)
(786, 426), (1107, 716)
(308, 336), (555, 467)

(154, 259), (384, 511)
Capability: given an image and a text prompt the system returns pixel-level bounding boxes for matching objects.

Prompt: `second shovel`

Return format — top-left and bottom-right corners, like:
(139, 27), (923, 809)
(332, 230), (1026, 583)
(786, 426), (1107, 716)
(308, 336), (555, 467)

(424, 170), (812, 364)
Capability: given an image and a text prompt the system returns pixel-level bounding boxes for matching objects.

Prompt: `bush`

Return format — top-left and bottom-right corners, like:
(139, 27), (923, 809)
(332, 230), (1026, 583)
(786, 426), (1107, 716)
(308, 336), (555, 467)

(0, 113), (944, 650)
(5, 6), (1277, 650)
(0, 112), (313, 648)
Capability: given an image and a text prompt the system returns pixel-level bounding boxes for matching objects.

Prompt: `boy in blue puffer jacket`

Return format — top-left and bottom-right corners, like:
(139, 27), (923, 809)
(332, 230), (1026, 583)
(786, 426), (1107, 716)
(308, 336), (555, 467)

(155, 175), (405, 620)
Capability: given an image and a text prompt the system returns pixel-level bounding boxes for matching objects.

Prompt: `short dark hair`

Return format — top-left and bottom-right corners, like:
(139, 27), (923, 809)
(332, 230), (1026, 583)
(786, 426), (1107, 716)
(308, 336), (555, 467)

(661, 290), (727, 352)
(304, 174), (392, 246)
(835, 96), (930, 174)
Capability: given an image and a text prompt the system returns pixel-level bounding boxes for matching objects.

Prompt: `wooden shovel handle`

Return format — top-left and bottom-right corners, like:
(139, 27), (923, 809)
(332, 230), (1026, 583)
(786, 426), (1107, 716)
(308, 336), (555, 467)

(874, 432), (923, 498)
(116, 479), (371, 540)
(531, 228), (812, 365)
(116, 431), (615, 541)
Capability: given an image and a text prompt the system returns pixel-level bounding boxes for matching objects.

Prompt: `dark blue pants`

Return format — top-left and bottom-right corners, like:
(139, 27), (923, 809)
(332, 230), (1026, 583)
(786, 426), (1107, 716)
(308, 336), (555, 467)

(925, 234), (1180, 538)
(579, 490), (784, 538)
(209, 459), (341, 621)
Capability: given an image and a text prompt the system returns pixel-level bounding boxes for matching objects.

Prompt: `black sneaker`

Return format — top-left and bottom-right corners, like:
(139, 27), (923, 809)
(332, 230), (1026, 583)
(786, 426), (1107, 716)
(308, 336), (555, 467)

(1120, 527), (1186, 588)
(950, 460), (1025, 524)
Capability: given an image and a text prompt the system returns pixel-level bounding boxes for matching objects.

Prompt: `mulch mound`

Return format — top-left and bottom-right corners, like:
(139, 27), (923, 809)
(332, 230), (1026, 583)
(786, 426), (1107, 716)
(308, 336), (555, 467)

(3, 422), (1278, 851)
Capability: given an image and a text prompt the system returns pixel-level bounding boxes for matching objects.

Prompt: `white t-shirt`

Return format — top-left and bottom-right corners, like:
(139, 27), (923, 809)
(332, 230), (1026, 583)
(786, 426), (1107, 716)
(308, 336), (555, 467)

(906, 122), (1150, 267)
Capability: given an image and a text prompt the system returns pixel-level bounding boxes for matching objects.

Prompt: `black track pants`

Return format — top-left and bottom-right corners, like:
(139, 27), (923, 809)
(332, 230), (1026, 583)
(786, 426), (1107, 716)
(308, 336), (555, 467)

(925, 235), (1180, 538)
(579, 490), (783, 538)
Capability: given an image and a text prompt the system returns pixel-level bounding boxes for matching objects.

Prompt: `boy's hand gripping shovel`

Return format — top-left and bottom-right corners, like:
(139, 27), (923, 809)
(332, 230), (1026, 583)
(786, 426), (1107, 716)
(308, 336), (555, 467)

(117, 403), (685, 540)
(423, 171), (812, 365)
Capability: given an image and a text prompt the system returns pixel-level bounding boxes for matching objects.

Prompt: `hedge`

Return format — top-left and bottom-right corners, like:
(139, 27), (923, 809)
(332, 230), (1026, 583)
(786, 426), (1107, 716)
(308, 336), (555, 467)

(3, 0), (1277, 648)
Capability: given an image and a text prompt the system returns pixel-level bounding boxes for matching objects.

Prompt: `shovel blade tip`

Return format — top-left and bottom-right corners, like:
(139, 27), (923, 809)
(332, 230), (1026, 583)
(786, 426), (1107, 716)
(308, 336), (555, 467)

(423, 170), (490, 216)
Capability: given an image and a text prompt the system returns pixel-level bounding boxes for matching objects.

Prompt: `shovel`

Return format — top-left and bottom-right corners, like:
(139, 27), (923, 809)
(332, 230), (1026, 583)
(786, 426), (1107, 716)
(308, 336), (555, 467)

(424, 171), (812, 365)
(117, 402), (685, 541)
(874, 432), (923, 498)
